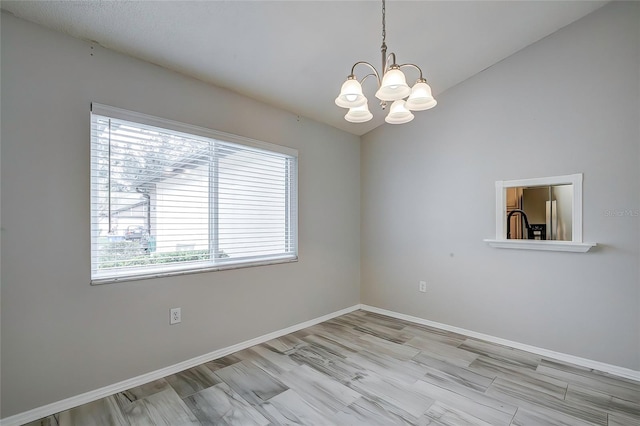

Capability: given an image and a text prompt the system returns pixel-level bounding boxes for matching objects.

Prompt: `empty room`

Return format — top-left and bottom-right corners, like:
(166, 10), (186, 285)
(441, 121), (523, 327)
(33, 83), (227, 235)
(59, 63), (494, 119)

(1, 1), (639, 425)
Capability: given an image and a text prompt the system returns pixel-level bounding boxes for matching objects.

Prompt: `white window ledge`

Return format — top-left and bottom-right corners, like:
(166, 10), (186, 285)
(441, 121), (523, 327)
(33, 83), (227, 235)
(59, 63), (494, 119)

(483, 239), (596, 253)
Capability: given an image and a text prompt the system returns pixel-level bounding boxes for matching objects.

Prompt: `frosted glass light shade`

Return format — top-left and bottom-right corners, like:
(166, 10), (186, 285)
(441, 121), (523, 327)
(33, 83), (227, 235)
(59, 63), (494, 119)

(335, 78), (367, 108)
(375, 68), (411, 101)
(385, 100), (414, 124)
(345, 103), (373, 123)
(406, 81), (437, 111)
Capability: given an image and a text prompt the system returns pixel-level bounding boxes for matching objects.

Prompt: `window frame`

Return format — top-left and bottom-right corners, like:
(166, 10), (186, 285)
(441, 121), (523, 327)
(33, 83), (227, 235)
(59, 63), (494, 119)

(484, 173), (596, 252)
(90, 103), (298, 284)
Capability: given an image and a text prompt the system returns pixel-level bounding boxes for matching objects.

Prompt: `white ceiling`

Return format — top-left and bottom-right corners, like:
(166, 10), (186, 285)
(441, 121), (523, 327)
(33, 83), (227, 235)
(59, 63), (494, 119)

(2, 0), (608, 136)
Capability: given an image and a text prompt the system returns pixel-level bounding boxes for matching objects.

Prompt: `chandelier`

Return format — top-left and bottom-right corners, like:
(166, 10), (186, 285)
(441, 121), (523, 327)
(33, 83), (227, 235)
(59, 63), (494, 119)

(335, 0), (436, 124)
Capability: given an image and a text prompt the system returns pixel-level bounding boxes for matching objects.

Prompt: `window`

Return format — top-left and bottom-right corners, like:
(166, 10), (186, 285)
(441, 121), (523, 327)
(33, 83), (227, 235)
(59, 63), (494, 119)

(484, 174), (595, 252)
(90, 104), (298, 284)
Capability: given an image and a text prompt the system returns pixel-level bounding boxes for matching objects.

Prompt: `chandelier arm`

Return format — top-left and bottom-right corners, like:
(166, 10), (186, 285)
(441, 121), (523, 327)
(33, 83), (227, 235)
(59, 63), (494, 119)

(360, 73), (379, 86)
(398, 63), (425, 82)
(350, 61), (382, 85)
(383, 52), (398, 73)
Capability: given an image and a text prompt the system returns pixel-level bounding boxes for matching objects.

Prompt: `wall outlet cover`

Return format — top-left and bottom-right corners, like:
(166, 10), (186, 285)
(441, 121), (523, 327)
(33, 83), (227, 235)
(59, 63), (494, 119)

(170, 307), (181, 325)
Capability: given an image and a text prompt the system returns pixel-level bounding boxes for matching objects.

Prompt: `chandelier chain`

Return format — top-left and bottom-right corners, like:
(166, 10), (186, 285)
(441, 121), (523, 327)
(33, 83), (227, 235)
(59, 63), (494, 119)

(381, 0), (386, 45)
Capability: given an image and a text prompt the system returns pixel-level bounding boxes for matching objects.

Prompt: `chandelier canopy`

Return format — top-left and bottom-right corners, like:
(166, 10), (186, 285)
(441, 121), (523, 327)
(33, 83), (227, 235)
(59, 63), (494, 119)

(335, 0), (436, 124)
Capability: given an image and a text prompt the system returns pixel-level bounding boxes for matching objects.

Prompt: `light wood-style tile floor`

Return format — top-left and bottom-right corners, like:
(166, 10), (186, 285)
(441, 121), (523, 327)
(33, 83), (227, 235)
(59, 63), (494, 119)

(26, 310), (640, 425)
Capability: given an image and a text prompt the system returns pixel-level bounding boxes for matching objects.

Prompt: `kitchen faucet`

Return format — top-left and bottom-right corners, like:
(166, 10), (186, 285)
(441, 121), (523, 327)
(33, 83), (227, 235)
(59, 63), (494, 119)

(506, 209), (532, 239)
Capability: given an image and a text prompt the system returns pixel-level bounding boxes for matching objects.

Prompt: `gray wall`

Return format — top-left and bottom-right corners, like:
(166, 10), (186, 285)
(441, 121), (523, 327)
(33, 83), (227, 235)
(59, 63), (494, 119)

(3, 0), (640, 420)
(0, 13), (360, 417)
(361, 1), (639, 370)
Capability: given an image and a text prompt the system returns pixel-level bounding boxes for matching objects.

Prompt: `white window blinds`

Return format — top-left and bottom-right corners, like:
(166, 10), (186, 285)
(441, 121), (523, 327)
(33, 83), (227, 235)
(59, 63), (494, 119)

(90, 104), (298, 284)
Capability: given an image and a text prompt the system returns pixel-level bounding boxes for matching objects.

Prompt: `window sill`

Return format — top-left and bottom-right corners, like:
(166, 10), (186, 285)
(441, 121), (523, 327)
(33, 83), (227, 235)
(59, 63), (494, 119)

(91, 255), (298, 285)
(483, 239), (596, 253)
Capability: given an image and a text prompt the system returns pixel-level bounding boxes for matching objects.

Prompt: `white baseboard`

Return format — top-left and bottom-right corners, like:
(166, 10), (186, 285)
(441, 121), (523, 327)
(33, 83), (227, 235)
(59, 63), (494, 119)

(5, 303), (638, 425)
(360, 304), (640, 382)
(0, 304), (361, 426)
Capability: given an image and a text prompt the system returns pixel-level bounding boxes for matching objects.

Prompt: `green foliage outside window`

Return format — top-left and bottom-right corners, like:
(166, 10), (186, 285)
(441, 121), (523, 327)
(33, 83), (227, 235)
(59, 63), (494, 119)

(98, 240), (227, 269)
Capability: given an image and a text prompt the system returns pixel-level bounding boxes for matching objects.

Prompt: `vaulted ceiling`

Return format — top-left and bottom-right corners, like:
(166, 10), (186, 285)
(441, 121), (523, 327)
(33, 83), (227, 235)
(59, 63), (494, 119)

(1, 1), (608, 136)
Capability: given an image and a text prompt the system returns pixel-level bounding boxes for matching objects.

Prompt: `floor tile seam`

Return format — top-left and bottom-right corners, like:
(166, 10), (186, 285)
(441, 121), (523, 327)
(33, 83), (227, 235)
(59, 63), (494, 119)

(165, 380), (216, 401)
(122, 385), (169, 406)
(486, 383), (610, 426)
(459, 348), (544, 376)
(512, 405), (604, 426)
(415, 376), (518, 416)
(402, 327), (467, 341)
(536, 365), (618, 393)
(492, 375), (588, 406)
(508, 369), (568, 389)
(349, 362), (423, 389)
(178, 379), (230, 406)
(101, 394), (137, 426)
(607, 411), (640, 424)
(341, 381), (429, 423)
(485, 375), (499, 394)
(421, 400), (489, 426)
(564, 385), (640, 419)
(565, 381), (640, 405)
(404, 341), (480, 360)
(553, 403), (616, 426)
(508, 406), (519, 426)
(208, 364), (292, 411)
(267, 352), (371, 414)
(421, 364), (493, 393)
(266, 387), (350, 419)
(553, 374), (640, 403)
(535, 366), (581, 386)
(470, 359), (571, 391)
(462, 351), (541, 372)
(539, 359), (633, 383)
(496, 402), (607, 426)
(539, 363), (640, 391)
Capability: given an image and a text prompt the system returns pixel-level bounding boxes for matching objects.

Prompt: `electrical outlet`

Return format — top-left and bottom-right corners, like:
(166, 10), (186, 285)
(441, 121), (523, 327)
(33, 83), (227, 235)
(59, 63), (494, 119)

(170, 307), (181, 325)
(419, 281), (427, 293)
